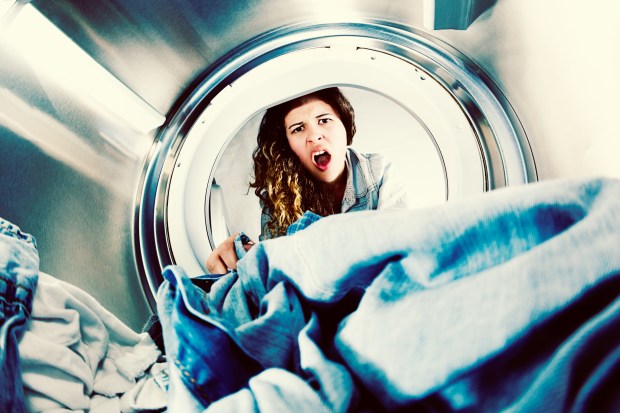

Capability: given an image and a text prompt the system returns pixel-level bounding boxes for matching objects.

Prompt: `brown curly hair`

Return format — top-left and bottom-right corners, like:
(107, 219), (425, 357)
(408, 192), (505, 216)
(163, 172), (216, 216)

(250, 87), (356, 239)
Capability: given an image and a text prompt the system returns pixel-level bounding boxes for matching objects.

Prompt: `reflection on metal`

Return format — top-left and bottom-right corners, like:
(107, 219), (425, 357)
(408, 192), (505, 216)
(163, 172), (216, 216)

(0, 0), (20, 25)
(3, 4), (165, 134)
(0, 88), (136, 192)
(136, 21), (536, 307)
(423, 0), (498, 30)
(27, 0), (428, 115)
(0, 1), (158, 330)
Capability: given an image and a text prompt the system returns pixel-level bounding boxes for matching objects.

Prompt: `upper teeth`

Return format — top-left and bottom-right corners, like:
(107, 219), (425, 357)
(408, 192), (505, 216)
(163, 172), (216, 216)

(313, 150), (326, 158)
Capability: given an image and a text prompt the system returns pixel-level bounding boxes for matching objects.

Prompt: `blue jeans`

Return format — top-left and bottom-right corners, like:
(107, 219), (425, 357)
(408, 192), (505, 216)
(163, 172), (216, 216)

(0, 219), (39, 413)
(158, 178), (620, 412)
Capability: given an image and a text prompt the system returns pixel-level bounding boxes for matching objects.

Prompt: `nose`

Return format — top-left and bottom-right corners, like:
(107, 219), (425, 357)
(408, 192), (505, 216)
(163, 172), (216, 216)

(306, 124), (323, 143)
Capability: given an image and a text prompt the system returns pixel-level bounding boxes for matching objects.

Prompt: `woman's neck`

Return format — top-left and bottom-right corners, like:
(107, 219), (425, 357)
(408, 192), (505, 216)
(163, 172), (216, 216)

(324, 167), (348, 212)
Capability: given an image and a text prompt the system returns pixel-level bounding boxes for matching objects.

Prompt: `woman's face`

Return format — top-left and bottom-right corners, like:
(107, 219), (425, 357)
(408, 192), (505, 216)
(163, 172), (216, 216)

(284, 97), (348, 184)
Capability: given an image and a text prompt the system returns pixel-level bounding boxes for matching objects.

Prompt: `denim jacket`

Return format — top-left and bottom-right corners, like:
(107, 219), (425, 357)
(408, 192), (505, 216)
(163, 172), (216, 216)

(342, 147), (408, 212)
(260, 147), (408, 240)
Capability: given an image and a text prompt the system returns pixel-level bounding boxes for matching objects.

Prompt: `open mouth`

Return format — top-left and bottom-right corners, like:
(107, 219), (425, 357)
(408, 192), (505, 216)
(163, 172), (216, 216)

(312, 150), (332, 171)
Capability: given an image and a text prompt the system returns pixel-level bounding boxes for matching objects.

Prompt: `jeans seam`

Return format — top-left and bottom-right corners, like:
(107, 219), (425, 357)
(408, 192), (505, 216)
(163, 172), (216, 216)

(171, 354), (197, 383)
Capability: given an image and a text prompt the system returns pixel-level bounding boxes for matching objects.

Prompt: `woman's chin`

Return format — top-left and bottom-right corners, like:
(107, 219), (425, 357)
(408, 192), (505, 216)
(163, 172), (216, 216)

(308, 159), (345, 184)
(316, 169), (345, 185)
(311, 171), (333, 183)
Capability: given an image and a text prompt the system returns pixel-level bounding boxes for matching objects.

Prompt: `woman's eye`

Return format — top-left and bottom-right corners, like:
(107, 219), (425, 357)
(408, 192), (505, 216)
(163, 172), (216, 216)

(291, 125), (304, 134)
(318, 118), (331, 124)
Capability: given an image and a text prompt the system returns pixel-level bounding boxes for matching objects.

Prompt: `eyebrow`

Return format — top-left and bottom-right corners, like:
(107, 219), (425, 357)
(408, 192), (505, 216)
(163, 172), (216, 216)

(286, 113), (333, 130)
(287, 121), (303, 131)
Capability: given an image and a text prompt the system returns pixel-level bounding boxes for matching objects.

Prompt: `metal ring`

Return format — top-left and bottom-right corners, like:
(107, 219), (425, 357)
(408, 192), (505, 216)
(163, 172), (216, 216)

(135, 20), (537, 310)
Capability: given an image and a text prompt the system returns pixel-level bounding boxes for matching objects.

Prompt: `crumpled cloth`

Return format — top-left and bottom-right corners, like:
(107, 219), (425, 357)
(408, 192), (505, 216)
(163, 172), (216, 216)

(159, 177), (620, 412)
(19, 272), (166, 412)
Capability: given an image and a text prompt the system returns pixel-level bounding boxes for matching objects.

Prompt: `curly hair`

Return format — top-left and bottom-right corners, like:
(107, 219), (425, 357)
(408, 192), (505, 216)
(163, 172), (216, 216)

(250, 87), (356, 239)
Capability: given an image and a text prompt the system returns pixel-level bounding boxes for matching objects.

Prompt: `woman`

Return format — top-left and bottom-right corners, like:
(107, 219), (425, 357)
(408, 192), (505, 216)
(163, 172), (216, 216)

(206, 87), (408, 273)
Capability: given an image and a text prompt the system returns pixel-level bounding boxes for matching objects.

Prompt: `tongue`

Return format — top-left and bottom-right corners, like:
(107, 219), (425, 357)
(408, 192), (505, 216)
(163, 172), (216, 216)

(315, 153), (330, 167)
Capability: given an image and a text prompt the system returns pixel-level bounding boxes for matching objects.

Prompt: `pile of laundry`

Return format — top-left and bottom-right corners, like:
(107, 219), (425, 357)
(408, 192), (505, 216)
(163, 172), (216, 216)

(3, 177), (620, 412)
(1, 220), (167, 413)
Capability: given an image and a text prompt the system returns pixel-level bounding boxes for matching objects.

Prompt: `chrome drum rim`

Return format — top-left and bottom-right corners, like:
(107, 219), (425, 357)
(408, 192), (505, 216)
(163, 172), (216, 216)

(135, 20), (537, 309)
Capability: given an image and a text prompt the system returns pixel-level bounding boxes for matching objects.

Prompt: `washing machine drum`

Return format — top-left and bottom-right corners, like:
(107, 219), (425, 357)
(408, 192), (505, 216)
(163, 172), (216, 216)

(136, 22), (536, 308)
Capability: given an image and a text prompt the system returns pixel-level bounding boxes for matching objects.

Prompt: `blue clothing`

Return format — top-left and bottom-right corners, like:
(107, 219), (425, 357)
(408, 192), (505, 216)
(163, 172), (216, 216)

(157, 267), (262, 409)
(157, 177), (620, 412)
(284, 211), (322, 236)
(259, 147), (407, 240)
(341, 147), (407, 213)
(0, 219), (39, 413)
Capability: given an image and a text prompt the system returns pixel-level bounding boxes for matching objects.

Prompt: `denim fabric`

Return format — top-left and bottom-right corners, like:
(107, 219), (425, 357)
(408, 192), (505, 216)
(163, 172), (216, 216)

(0, 218), (39, 413)
(502, 292), (620, 413)
(342, 147), (408, 213)
(285, 211), (322, 236)
(156, 263), (263, 410)
(159, 177), (620, 412)
(234, 232), (253, 260)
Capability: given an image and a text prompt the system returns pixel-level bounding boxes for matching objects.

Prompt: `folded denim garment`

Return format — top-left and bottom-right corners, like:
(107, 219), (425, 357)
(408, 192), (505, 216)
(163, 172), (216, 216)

(158, 178), (620, 412)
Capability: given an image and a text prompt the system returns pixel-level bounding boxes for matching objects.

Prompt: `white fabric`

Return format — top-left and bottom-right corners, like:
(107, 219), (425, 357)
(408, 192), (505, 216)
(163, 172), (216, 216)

(18, 272), (165, 412)
(119, 362), (169, 413)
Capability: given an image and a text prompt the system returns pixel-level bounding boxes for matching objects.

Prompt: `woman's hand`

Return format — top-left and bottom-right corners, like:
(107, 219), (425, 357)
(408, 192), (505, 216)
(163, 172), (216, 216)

(205, 233), (255, 274)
